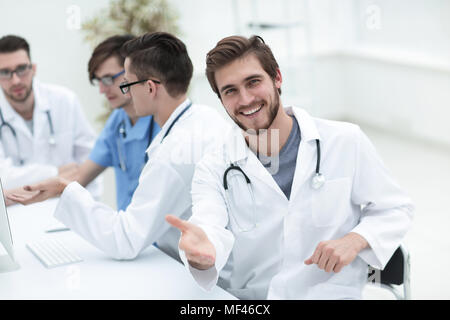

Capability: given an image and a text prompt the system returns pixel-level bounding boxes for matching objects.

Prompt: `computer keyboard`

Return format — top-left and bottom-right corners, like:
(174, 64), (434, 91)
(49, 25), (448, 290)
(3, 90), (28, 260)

(26, 239), (83, 268)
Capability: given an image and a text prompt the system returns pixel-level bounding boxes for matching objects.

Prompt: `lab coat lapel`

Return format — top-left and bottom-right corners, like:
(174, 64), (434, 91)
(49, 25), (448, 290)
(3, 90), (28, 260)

(0, 89), (33, 141)
(246, 152), (286, 198)
(287, 107), (321, 202)
(289, 138), (317, 201)
(145, 129), (162, 160)
(32, 84), (51, 145)
(144, 99), (191, 160)
(227, 127), (286, 199)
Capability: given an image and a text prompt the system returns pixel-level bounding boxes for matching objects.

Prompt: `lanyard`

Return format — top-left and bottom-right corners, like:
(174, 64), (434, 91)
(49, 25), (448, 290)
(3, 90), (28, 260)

(162, 102), (192, 141)
(118, 102), (192, 170)
(142, 103), (191, 166)
(144, 117), (155, 163)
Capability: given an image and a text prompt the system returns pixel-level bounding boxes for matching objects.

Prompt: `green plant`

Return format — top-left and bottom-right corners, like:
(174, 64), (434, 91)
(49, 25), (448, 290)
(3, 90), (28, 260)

(82, 0), (180, 123)
(83, 0), (180, 48)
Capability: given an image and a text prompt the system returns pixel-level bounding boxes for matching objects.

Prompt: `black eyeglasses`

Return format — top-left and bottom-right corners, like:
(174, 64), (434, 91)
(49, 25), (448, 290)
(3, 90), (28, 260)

(92, 70), (124, 86)
(0, 64), (32, 80)
(119, 79), (161, 94)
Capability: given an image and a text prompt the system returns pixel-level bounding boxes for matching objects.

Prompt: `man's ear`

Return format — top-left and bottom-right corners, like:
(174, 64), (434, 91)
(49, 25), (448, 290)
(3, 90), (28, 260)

(147, 80), (155, 94)
(274, 68), (282, 89)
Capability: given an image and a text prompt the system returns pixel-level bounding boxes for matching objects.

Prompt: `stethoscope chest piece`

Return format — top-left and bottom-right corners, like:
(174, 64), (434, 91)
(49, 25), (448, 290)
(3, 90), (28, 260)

(311, 172), (325, 190)
(48, 136), (56, 146)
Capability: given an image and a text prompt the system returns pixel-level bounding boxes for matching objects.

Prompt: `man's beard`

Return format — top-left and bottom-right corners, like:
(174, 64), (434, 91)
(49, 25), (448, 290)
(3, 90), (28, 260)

(4, 83), (33, 103)
(229, 85), (280, 135)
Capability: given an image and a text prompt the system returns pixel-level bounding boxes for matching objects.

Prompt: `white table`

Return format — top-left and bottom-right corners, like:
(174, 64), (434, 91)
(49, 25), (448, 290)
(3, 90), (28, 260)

(0, 199), (236, 300)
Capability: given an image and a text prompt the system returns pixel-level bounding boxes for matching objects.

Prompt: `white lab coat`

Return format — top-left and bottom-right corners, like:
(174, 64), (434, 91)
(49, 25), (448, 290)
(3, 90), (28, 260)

(0, 79), (101, 197)
(182, 106), (414, 300)
(53, 100), (230, 261)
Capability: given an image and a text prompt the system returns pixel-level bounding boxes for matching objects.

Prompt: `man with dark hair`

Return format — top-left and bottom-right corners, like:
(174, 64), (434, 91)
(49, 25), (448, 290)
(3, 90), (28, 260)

(9, 32), (229, 263)
(166, 35), (414, 299)
(0, 35), (100, 201)
(12, 34), (160, 211)
(82, 34), (160, 210)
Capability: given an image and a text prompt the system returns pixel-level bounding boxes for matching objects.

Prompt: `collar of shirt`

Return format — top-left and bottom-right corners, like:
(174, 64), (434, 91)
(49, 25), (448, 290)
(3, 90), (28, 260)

(149, 98), (191, 148)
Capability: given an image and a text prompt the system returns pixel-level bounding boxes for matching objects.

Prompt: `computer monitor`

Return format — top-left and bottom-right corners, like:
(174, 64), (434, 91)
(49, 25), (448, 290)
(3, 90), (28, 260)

(0, 178), (20, 273)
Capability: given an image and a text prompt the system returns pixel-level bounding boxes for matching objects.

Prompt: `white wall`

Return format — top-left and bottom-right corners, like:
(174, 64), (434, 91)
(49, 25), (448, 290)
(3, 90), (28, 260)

(176, 0), (450, 148)
(2, 0), (448, 139)
(1, 0), (449, 207)
(0, 0), (117, 206)
(0, 0), (110, 131)
(306, 0), (450, 147)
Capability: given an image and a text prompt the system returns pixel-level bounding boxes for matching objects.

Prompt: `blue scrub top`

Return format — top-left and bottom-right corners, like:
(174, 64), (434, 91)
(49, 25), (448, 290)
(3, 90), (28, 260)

(89, 108), (160, 211)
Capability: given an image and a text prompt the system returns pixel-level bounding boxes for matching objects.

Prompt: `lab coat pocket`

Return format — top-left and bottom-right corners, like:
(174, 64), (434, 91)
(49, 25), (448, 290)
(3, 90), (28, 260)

(311, 177), (351, 227)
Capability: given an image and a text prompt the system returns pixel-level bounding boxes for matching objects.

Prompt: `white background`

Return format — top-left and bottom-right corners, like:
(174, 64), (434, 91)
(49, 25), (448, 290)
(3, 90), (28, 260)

(1, 0), (449, 299)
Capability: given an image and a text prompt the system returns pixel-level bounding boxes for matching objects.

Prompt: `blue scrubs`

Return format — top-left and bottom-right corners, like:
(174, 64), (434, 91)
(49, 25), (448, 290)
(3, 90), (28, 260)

(89, 108), (160, 211)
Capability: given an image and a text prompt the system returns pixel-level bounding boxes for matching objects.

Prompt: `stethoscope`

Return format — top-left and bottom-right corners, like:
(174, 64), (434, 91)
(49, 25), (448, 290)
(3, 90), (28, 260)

(116, 117), (155, 172)
(223, 139), (324, 232)
(0, 107), (56, 165)
(115, 102), (192, 171)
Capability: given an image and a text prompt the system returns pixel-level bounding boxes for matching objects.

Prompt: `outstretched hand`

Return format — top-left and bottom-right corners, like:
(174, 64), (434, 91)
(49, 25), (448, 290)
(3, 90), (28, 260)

(166, 214), (216, 270)
(6, 177), (70, 205)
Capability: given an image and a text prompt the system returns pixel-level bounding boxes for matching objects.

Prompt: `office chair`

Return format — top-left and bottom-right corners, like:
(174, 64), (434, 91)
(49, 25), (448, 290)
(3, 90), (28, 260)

(367, 244), (411, 300)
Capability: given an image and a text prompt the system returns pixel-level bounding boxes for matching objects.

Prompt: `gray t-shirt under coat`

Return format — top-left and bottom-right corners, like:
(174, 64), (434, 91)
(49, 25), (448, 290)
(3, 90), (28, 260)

(256, 115), (300, 199)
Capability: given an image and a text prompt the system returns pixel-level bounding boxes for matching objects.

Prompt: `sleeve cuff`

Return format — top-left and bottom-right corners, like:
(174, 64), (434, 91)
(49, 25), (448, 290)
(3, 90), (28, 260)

(351, 225), (384, 269)
(88, 154), (112, 168)
(54, 181), (91, 222)
(179, 248), (219, 291)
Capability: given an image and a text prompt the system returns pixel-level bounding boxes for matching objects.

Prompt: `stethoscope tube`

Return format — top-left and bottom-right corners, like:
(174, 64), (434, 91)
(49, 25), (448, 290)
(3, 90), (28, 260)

(162, 102), (192, 141)
(315, 139), (321, 174)
(222, 138), (325, 231)
(0, 108), (24, 164)
(311, 139), (325, 189)
(0, 108), (56, 164)
(223, 163), (256, 232)
(223, 138), (324, 191)
(45, 110), (56, 145)
(115, 102), (192, 172)
(223, 164), (251, 190)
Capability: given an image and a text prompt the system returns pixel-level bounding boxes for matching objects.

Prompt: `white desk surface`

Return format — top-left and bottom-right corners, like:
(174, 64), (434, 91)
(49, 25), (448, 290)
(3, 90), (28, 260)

(0, 199), (236, 300)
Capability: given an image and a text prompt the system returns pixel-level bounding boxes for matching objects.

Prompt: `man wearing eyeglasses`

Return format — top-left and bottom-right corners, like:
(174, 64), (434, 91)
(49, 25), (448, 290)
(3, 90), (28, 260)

(9, 32), (230, 263)
(0, 35), (100, 202)
(79, 34), (160, 211)
(6, 35), (160, 212)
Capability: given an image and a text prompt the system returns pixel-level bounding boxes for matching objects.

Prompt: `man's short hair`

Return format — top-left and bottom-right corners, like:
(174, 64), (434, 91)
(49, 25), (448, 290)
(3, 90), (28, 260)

(205, 35), (281, 98)
(0, 35), (31, 59)
(121, 32), (193, 98)
(88, 34), (135, 84)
